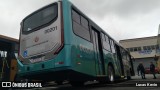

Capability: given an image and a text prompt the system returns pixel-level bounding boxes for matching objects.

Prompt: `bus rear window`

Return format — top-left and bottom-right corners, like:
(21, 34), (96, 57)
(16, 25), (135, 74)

(23, 3), (58, 32)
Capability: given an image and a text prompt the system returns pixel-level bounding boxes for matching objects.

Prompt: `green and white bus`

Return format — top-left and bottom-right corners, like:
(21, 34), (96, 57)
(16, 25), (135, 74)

(16, 0), (135, 86)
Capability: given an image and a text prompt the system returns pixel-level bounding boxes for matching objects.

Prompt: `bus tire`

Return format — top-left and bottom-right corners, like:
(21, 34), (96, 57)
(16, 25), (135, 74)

(108, 65), (115, 83)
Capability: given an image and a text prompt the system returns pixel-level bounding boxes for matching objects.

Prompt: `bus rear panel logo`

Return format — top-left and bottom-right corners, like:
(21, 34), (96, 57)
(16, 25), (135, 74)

(2, 82), (11, 87)
(34, 37), (39, 42)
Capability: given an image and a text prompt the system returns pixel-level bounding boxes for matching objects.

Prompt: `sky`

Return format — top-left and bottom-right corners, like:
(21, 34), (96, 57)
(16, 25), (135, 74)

(1, 0), (160, 41)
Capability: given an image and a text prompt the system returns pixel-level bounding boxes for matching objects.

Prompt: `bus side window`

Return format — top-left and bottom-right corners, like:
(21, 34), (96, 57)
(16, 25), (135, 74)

(102, 34), (111, 52)
(72, 9), (91, 41)
(126, 53), (130, 61)
(72, 10), (80, 24)
(110, 39), (116, 53)
(81, 16), (89, 30)
(101, 33), (105, 41)
(122, 50), (127, 60)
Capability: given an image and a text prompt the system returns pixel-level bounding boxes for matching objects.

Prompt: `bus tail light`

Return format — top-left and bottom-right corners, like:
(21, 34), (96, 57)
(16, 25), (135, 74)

(55, 61), (64, 65)
(59, 61), (64, 64)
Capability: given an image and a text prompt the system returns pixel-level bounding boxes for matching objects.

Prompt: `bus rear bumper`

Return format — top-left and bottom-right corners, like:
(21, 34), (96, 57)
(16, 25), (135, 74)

(16, 67), (95, 82)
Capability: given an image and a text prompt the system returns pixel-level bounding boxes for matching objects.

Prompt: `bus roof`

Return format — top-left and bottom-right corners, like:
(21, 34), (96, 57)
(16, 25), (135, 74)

(69, 1), (119, 45)
(0, 34), (19, 43)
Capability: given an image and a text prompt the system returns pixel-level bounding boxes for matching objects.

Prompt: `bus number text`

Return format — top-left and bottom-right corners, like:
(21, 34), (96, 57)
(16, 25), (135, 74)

(44, 26), (57, 34)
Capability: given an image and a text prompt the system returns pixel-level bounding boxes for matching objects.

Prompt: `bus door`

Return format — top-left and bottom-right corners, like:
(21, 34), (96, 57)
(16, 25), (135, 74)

(91, 27), (105, 75)
(115, 45), (124, 76)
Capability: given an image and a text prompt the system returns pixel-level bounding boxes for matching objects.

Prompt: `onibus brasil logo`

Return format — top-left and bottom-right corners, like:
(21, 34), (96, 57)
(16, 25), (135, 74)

(2, 82), (42, 88)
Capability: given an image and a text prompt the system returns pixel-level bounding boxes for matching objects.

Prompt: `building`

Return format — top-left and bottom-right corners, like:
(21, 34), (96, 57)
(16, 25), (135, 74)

(156, 25), (160, 73)
(119, 36), (158, 74)
(0, 34), (19, 81)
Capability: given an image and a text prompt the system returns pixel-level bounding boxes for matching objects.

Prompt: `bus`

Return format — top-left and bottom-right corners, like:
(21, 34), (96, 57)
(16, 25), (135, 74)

(16, 0), (134, 86)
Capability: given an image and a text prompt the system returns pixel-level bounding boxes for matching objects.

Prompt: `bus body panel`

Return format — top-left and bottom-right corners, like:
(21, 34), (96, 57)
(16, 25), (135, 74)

(62, 0), (72, 45)
(61, 0), (97, 77)
(70, 36), (96, 76)
(62, 0), (97, 77)
(17, 45), (72, 78)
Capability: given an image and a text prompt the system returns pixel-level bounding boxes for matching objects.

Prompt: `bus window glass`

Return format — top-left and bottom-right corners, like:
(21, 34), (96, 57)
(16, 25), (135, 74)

(105, 36), (110, 44)
(103, 35), (111, 51)
(81, 16), (89, 29)
(103, 34), (106, 41)
(126, 48), (130, 51)
(73, 22), (90, 41)
(72, 9), (91, 41)
(72, 10), (80, 24)
(126, 54), (130, 61)
(110, 40), (115, 53)
(23, 4), (58, 32)
(121, 49), (127, 60)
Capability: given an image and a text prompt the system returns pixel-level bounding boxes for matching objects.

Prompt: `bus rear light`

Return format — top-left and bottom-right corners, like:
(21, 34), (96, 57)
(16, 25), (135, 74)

(59, 61), (64, 64)
(55, 61), (64, 65)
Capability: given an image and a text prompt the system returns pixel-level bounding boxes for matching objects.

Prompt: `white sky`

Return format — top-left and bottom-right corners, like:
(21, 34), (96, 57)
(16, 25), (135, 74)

(1, 0), (160, 41)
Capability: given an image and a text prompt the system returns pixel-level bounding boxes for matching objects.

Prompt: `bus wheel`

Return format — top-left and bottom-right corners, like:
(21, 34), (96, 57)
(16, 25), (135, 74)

(70, 81), (84, 87)
(108, 65), (115, 83)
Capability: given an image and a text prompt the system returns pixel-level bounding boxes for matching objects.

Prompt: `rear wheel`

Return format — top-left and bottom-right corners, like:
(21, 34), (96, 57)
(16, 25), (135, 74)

(108, 65), (115, 83)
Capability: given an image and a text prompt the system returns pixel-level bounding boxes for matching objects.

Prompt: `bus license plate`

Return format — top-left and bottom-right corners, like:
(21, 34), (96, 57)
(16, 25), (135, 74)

(29, 56), (45, 63)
